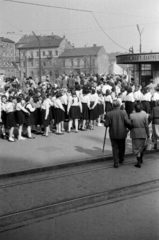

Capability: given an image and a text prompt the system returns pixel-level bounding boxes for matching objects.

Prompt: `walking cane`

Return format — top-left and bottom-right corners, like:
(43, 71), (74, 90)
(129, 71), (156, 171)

(102, 127), (107, 153)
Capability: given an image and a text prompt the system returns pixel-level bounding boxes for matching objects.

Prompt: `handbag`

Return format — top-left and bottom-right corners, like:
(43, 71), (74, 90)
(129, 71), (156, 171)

(144, 139), (153, 151)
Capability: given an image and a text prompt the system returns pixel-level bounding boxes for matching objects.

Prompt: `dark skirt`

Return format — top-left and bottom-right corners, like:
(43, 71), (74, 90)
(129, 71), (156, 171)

(89, 101), (99, 120)
(81, 103), (89, 120)
(97, 103), (104, 116)
(6, 112), (17, 128)
(34, 108), (41, 126)
(51, 106), (55, 120)
(16, 110), (26, 125)
(68, 106), (81, 119)
(41, 109), (50, 127)
(25, 111), (35, 126)
(55, 108), (65, 124)
(142, 101), (151, 114)
(105, 101), (113, 113)
(125, 101), (134, 117)
(1, 110), (7, 125)
(62, 104), (68, 120)
(48, 107), (52, 122)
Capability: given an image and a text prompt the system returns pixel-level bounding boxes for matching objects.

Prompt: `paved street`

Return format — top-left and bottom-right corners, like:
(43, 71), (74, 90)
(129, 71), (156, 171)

(0, 151), (159, 239)
(0, 125), (133, 175)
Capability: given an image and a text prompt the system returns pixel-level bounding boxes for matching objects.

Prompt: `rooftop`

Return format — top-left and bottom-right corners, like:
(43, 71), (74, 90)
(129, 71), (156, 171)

(59, 46), (103, 58)
(16, 35), (64, 49)
(0, 37), (15, 44)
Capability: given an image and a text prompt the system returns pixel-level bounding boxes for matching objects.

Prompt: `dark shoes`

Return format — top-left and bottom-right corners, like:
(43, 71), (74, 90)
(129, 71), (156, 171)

(119, 159), (124, 164)
(154, 144), (157, 150)
(135, 157), (141, 168)
(135, 163), (141, 168)
(114, 163), (118, 168)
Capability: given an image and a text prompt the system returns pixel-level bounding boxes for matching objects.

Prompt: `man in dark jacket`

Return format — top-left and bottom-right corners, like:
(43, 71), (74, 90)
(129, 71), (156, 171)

(105, 100), (132, 168)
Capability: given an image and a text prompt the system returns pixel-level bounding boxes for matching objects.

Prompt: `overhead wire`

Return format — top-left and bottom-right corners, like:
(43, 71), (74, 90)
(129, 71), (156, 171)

(4, 0), (159, 19)
(3, 0), (159, 51)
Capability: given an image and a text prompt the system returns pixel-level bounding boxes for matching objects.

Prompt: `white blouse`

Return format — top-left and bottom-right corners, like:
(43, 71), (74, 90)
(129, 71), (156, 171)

(141, 92), (152, 101)
(126, 92), (135, 102)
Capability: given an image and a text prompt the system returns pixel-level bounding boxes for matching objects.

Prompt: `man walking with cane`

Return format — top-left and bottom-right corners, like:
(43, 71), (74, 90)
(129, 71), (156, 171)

(104, 100), (132, 168)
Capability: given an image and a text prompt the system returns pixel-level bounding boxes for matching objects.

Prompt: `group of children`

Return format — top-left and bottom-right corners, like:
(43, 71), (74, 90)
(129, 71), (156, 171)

(0, 83), (106, 142)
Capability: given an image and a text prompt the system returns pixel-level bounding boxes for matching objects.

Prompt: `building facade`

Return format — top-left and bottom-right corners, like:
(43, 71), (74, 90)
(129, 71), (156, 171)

(59, 45), (109, 75)
(16, 35), (72, 81)
(0, 37), (16, 77)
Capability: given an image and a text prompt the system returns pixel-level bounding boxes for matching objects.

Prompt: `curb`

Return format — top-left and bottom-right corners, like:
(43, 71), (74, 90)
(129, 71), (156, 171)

(0, 150), (158, 179)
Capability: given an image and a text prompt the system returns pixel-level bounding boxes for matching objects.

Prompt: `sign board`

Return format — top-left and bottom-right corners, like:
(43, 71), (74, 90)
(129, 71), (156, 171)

(117, 53), (159, 64)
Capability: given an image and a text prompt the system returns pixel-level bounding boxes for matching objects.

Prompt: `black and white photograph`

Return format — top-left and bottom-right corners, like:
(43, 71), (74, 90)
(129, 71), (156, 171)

(0, 0), (159, 239)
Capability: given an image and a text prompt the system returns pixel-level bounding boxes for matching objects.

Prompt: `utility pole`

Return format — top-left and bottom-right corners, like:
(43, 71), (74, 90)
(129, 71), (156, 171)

(137, 25), (144, 53)
(89, 54), (92, 74)
(32, 31), (41, 82)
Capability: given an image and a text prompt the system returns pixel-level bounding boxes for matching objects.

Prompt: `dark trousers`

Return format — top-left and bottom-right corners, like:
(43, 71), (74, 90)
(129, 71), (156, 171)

(110, 139), (126, 164)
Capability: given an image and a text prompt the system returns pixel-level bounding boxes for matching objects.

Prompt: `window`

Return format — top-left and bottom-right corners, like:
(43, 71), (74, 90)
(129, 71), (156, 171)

(92, 59), (95, 66)
(71, 60), (74, 67)
(77, 60), (80, 67)
(55, 50), (58, 56)
(30, 52), (33, 58)
(141, 64), (151, 76)
(43, 62), (46, 67)
(43, 51), (45, 56)
(49, 51), (52, 56)
(31, 61), (33, 67)
(37, 51), (39, 57)
(49, 71), (52, 77)
(63, 60), (65, 67)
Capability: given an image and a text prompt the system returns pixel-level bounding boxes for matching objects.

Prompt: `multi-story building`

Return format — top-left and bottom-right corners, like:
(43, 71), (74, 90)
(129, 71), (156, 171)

(0, 37), (16, 77)
(16, 34), (72, 81)
(59, 45), (109, 75)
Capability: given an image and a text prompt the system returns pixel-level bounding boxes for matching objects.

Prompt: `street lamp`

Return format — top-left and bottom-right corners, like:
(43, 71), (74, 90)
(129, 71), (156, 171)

(137, 25), (144, 53)
(32, 31), (41, 82)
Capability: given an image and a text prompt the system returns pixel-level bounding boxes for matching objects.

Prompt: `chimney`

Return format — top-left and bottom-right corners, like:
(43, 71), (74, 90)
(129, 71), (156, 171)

(63, 35), (65, 39)
(93, 44), (97, 47)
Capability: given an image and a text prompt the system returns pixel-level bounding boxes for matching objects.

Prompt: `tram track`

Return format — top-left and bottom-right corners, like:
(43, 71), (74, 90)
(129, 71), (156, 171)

(1, 178), (159, 233)
(1, 151), (159, 233)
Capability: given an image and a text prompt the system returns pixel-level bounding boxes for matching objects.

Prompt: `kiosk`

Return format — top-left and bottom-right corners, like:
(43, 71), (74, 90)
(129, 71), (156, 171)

(116, 52), (159, 86)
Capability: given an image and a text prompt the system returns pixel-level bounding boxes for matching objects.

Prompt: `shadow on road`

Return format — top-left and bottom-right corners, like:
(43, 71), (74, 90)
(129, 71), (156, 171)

(74, 146), (111, 157)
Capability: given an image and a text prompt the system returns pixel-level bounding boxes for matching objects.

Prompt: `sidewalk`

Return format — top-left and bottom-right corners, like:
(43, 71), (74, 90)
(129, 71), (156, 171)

(0, 125), (155, 178)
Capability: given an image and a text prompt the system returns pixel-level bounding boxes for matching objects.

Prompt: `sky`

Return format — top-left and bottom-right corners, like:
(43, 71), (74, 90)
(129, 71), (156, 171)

(1, 0), (159, 53)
